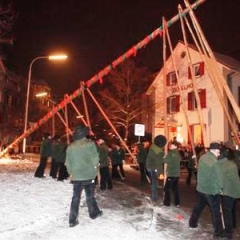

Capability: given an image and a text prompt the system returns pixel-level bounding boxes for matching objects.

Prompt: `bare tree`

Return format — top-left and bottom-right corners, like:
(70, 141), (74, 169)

(97, 59), (152, 142)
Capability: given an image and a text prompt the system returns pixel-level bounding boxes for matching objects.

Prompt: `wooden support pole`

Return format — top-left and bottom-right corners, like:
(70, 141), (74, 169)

(184, 0), (240, 145)
(85, 86), (136, 161)
(164, 17), (198, 163)
(81, 82), (92, 131)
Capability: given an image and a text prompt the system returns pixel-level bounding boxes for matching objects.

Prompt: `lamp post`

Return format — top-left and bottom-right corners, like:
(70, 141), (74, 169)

(22, 54), (67, 154)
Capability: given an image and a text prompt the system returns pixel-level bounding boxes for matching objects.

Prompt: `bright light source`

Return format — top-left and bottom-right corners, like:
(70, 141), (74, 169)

(36, 92), (48, 97)
(76, 115), (84, 119)
(48, 55), (68, 60)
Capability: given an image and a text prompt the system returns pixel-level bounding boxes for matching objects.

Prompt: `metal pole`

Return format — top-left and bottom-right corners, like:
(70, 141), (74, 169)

(22, 56), (48, 153)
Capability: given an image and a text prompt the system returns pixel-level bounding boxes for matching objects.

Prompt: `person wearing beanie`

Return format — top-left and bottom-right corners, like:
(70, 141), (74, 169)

(217, 144), (240, 240)
(66, 125), (102, 227)
(163, 142), (181, 207)
(189, 142), (224, 239)
(146, 135), (167, 203)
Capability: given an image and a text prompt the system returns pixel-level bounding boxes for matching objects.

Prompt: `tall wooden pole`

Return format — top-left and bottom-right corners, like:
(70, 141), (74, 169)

(179, 5), (240, 145)
(177, 5), (208, 148)
(164, 18), (197, 160)
(86, 87), (136, 161)
(184, 0), (240, 145)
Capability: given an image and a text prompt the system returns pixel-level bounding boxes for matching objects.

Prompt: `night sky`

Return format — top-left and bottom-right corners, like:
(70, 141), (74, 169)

(4, 0), (240, 96)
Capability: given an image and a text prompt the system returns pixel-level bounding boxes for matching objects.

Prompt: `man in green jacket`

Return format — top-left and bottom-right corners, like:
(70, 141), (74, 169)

(146, 135), (167, 203)
(189, 142), (224, 239)
(66, 125), (102, 227)
(163, 142), (181, 207)
(218, 144), (240, 240)
(34, 132), (52, 178)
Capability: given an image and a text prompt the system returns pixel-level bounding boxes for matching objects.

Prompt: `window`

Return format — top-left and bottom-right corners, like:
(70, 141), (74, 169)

(188, 62), (204, 79)
(188, 89), (206, 110)
(167, 95), (180, 113)
(166, 71), (178, 86)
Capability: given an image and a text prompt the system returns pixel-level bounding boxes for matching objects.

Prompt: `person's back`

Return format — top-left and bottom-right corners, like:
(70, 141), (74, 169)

(66, 125), (102, 228)
(40, 137), (51, 158)
(164, 148), (181, 177)
(66, 138), (99, 181)
(146, 143), (165, 174)
(197, 151), (222, 195)
(99, 142), (110, 168)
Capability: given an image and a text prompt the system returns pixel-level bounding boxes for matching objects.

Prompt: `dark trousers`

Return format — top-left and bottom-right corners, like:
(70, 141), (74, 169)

(189, 192), (224, 237)
(50, 158), (56, 177)
(112, 163), (125, 179)
(34, 156), (48, 177)
(139, 163), (149, 184)
(69, 180), (101, 223)
(163, 177), (180, 206)
(221, 195), (236, 239)
(100, 167), (112, 190)
(186, 168), (197, 185)
(54, 162), (69, 181)
(148, 169), (159, 202)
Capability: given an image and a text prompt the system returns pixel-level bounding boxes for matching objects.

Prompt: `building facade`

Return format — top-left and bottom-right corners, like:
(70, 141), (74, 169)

(146, 42), (240, 147)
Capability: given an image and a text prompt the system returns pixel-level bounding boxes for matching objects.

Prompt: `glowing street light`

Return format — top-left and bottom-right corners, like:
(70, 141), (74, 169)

(22, 54), (68, 154)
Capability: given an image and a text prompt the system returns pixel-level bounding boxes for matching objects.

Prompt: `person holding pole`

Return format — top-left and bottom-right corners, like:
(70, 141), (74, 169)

(189, 142), (224, 239)
(218, 143), (240, 240)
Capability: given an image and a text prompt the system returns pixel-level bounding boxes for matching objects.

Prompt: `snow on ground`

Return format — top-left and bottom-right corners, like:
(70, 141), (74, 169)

(0, 155), (216, 240)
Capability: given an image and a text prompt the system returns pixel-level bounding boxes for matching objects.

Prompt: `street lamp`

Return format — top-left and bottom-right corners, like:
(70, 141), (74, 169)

(22, 54), (68, 154)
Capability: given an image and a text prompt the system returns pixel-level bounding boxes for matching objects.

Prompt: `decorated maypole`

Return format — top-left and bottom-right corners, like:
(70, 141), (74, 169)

(0, 0), (206, 158)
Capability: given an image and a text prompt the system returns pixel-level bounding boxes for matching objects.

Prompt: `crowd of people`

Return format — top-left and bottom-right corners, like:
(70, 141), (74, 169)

(33, 125), (240, 239)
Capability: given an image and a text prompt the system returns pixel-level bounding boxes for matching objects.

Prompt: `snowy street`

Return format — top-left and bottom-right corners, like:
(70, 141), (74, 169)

(0, 154), (240, 240)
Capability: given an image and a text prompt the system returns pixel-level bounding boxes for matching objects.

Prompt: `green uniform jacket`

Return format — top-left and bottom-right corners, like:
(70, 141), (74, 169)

(163, 149), (181, 177)
(146, 143), (165, 174)
(66, 138), (99, 181)
(136, 145), (148, 164)
(98, 143), (110, 168)
(51, 141), (67, 163)
(110, 148), (125, 165)
(40, 138), (52, 157)
(217, 158), (240, 199)
(196, 151), (223, 195)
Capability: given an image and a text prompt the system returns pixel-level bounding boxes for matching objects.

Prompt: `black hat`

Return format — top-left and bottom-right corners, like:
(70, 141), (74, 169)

(52, 134), (60, 140)
(154, 135), (167, 148)
(43, 132), (50, 139)
(73, 125), (89, 140)
(209, 142), (221, 150)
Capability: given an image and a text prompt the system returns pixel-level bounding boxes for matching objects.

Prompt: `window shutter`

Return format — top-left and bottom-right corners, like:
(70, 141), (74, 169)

(167, 97), (170, 114)
(199, 62), (204, 76)
(188, 92), (193, 110)
(175, 95), (180, 112)
(166, 73), (170, 86)
(188, 67), (192, 79)
(200, 89), (206, 108)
